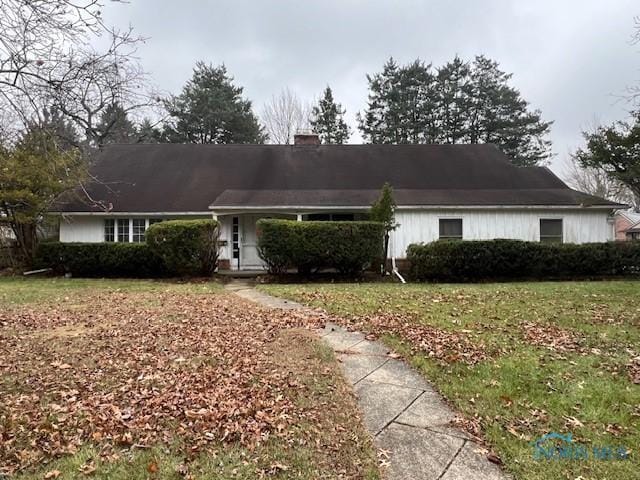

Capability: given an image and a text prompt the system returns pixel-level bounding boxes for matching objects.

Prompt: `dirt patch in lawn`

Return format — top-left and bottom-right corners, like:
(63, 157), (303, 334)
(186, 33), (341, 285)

(0, 290), (377, 478)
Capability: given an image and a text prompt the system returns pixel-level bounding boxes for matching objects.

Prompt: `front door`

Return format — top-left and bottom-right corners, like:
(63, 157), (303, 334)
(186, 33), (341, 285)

(240, 215), (266, 269)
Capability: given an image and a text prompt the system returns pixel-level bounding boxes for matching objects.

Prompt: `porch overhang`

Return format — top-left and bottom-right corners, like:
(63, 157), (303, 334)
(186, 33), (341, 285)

(208, 188), (626, 212)
(209, 205), (371, 215)
(208, 204), (623, 215)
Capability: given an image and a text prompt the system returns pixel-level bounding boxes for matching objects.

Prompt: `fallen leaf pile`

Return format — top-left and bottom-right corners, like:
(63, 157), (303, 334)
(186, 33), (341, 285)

(628, 356), (640, 384)
(335, 312), (487, 365)
(450, 414), (483, 440)
(0, 291), (327, 475)
(521, 321), (584, 353)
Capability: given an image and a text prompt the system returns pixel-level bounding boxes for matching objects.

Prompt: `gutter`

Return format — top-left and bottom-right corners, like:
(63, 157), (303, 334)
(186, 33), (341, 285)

(208, 204), (623, 211)
(52, 205), (625, 215)
(49, 211), (213, 216)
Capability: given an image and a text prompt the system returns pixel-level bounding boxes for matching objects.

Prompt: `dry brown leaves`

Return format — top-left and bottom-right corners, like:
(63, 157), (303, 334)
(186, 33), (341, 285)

(335, 312), (487, 365)
(628, 356), (640, 384)
(450, 414), (483, 441)
(521, 322), (584, 353)
(0, 291), (325, 475)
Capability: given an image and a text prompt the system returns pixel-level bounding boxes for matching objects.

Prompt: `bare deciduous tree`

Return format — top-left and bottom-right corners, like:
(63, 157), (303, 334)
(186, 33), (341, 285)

(628, 16), (640, 103)
(0, 0), (159, 254)
(0, 0), (157, 147)
(564, 156), (637, 208)
(261, 87), (311, 144)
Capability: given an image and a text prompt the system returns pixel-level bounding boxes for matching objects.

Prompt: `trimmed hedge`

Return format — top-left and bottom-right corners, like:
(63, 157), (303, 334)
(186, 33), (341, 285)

(146, 219), (219, 276)
(34, 242), (167, 278)
(257, 219), (384, 275)
(407, 239), (640, 281)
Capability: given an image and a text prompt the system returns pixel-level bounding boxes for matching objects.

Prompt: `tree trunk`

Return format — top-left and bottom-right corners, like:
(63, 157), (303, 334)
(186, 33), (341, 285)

(11, 222), (38, 265)
(381, 232), (389, 275)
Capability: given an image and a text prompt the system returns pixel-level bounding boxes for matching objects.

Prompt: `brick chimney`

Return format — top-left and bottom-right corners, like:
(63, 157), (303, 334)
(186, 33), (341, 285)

(294, 133), (320, 145)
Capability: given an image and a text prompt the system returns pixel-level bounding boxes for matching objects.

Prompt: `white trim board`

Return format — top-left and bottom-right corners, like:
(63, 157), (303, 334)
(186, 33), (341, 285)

(55, 205), (622, 216)
(55, 211), (212, 216)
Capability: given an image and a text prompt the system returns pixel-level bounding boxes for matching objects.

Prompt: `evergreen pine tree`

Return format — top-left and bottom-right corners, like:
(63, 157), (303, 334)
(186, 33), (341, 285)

(137, 118), (163, 143)
(96, 103), (138, 145)
(435, 56), (473, 144)
(164, 62), (265, 144)
(358, 58), (438, 144)
(358, 57), (400, 144)
(395, 60), (437, 143)
(310, 86), (351, 144)
(39, 106), (81, 150)
(358, 55), (552, 165)
(466, 55), (552, 166)
(370, 183), (399, 274)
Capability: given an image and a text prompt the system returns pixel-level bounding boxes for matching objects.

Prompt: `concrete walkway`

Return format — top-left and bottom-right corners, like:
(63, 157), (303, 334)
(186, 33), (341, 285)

(224, 281), (509, 480)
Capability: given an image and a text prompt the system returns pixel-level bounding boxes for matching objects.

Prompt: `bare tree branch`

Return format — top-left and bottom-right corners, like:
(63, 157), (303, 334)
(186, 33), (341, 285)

(0, 1), (163, 221)
(261, 87), (311, 144)
(0, 1), (160, 147)
(626, 16), (640, 103)
(564, 155), (637, 208)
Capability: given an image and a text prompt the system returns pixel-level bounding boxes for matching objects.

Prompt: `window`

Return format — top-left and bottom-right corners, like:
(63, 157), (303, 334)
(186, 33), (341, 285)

(307, 213), (331, 221)
(439, 218), (463, 240)
(540, 219), (563, 243)
(305, 213), (355, 221)
(232, 216), (239, 260)
(331, 213), (355, 221)
(148, 218), (163, 226)
(132, 219), (146, 243)
(117, 219), (130, 243)
(104, 219), (115, 242)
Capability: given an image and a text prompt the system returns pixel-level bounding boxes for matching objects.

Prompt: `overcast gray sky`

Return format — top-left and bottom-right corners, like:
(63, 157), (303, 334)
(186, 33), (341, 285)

(101, 0), (639, 177)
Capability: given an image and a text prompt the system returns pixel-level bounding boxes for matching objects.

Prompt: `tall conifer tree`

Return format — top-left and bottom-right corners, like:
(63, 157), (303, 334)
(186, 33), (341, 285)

(310, 86), (351, 144)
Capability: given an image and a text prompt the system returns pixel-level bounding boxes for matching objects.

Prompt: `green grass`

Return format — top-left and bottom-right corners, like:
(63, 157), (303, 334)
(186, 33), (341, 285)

(0, 277), (222, 305)
(14, 437), (326, 480)
(261, 281), (640, 480)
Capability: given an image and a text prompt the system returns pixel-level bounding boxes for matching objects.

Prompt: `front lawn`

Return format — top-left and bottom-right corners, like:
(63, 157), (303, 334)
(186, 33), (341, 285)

(0, 278), (379, 479)
(261, 281), (640, 480)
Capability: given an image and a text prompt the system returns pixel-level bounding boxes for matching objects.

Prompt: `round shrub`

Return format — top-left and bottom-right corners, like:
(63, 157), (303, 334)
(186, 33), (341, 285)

(257, 219), (384, 275)
(146, 219), (219, 276)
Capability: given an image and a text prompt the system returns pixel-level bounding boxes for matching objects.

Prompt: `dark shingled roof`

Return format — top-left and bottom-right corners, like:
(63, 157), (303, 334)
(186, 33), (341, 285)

(54, 143), (623, 212)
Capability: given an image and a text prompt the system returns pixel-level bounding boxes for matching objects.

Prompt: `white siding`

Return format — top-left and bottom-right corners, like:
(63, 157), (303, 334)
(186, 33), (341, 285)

(59, 215), (211, 243)
(217, 216), (232, 262)
(61, 209), (616, 264)
(390, 209), (615, 258)
(59, 216), (104, 242)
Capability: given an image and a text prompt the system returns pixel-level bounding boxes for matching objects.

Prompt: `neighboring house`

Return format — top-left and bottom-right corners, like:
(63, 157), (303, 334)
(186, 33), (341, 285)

(52, 134), (625, 271)
(627, 224), (640, 241)
(0, 219), (17, 269)
(614, 210), (640, 241)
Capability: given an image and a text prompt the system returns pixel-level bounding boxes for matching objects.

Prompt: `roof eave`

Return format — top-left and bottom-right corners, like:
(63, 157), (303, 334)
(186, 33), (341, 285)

(208, 204), (624, 211)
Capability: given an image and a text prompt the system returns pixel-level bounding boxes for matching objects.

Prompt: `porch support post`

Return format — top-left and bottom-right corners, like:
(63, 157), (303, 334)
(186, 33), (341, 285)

(211, 211), (218, 221)
(296, 213), (302, 222)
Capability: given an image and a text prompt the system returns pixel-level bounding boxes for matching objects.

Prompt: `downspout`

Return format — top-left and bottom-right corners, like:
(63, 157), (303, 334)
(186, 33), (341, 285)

(389, 230), (406, 284)
(391, 256), (406, 284)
